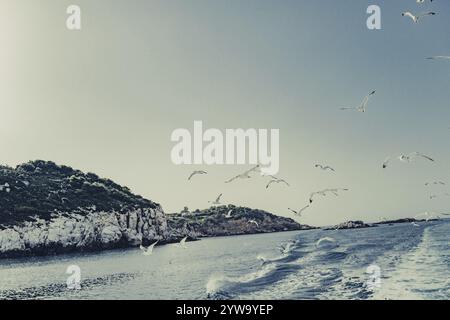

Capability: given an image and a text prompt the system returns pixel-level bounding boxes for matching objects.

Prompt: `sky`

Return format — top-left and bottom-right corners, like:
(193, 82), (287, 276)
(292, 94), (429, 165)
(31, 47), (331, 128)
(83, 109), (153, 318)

(1, 0), (450, 226)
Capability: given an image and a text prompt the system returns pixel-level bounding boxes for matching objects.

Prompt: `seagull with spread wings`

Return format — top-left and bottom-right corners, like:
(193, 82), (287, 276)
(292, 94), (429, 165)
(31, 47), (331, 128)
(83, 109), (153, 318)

(340, 90), (376, 113)
(288, 205), (310, 217)
(383, 152), (434, 168)
(208, 193), (223, 205)
(402, 11), (436, 23)
(266, 178), (290, 189)
(188, 170), (207, 180)
(427, 56), (450, 61)
(309, 188), (349, 204)
(315, 164), (335, 172)
(225, 165), (260, 183)
(140, 240), (159, 256)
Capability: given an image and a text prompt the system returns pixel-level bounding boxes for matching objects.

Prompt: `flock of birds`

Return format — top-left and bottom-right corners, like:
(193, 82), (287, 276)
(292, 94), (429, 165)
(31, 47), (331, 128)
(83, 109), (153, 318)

(186, 1), (450, 221)
(139, 236), (188, 255)
(140, 0), (450, 255)
(187, 164), (349, 222)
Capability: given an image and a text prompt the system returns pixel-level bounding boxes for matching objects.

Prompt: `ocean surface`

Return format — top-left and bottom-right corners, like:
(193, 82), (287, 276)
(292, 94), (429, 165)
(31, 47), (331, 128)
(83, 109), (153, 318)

(1, 219), (449, 300)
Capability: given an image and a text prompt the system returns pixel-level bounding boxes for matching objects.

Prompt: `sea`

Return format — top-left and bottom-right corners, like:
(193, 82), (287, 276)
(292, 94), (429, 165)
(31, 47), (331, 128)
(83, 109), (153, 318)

(0, 219), (449, 300)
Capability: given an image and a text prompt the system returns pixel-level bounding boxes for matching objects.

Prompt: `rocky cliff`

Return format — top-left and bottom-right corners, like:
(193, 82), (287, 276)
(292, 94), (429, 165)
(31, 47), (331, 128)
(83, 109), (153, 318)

(0, 160), (173, 258)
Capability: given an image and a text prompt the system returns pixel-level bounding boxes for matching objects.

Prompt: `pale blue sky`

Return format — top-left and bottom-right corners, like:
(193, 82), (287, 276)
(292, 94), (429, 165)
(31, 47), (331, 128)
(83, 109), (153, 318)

(1, 0), (450, 226)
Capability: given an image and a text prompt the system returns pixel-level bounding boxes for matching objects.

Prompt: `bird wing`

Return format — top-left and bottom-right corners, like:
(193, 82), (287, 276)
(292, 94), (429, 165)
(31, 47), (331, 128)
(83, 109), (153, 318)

(225, 175), (239, 183)
(299, 205), (310, 214)
(281, 180), (290, 186)
(149, 240), (159, 251)
(428, 56), (450, 60)
(382, 157), (391, 168)
(402, 12), (416, 20)
(187, 172), (196, 180)
(180, 236), (187, 245)
(243, 165), (261, 176)
(216, 193), (223, 202)
(418, 12), (436, 18)
(417, 153), (434, 162)
(266, 180), (276, 189)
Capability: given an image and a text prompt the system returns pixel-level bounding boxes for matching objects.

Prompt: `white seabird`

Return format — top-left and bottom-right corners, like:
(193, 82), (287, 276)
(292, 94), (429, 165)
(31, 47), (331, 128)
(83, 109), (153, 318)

(188, 170), (207, 180)
(340, 90), (376, 113)
(288, 205), (310, 217)
(402, 11), (436, 23)
(225, 165), (260, 183)
(427, 56), (450, 60)
(249, 220), (259, 227)
(208, 193), (223, 205)
(266, 178), (290, 189)
(179, 236), (188, 249)
(140, 240), (159, 256)
(315, 164), (335, 172)
(309, 188), (349, 204)
(224, 209), (233, 219)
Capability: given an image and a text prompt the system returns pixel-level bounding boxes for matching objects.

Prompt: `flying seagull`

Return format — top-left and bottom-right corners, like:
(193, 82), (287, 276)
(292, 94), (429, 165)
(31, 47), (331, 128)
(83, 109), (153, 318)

(425, 181), (445, 186)
(399, 152), (434, 163)
(288, 205), (310, 217)
(179, 236), (188, 249)
(249, 220), (259, 227)
(266, 178), (290, 189)
(224, 209), (233, 219)
(209, 193), (223, 205)
(416, 0), (434, 4)
(309, 188), (349, 204)
(382, 157), (391, 169)
(427, 56), (450, 60)
(383, 152), (434, 168)
(340, 90), (376, 113)
(140, 240), (159, 256)
(188, 170), (207, 180)
(315, 164), (335, 172)
(401, 11), (436, 23)
(411, 222), (420, 227)
(225, 165), (260, 183)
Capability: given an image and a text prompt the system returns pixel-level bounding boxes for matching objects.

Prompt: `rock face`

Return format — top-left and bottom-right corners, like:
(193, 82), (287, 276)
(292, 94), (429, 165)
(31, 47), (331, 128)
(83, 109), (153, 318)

(0, 160), (172, 258)
(325, 220), (375, 230)
(0, 208), (169, 258)
(167, 205), (315, 237)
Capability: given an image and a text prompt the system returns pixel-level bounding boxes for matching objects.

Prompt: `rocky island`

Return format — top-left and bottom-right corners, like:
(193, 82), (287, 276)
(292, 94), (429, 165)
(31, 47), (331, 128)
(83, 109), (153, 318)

(0, 161), (309, 259)
(325, 220), (376, 230)
(167, 205), (315, 238)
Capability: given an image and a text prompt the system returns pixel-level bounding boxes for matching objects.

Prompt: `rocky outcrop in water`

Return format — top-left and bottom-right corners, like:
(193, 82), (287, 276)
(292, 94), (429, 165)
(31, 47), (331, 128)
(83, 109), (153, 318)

(0, 160), (174, 258)
(167, 205), (315, 237)
(325, 220), (375, 230)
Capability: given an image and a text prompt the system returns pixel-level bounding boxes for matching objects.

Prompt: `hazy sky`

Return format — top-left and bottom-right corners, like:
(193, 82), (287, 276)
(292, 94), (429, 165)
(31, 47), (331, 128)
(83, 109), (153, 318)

(1, 0), (450, 226)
